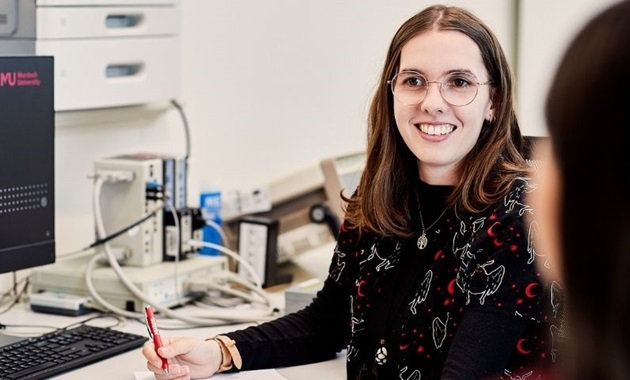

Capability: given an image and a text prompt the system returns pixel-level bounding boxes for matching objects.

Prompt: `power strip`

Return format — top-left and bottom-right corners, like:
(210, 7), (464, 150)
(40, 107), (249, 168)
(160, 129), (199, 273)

(30, 254), (228, 312)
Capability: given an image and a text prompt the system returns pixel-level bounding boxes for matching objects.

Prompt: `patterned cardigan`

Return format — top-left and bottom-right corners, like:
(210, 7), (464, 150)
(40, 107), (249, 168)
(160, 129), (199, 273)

(226, 177), (561, 380)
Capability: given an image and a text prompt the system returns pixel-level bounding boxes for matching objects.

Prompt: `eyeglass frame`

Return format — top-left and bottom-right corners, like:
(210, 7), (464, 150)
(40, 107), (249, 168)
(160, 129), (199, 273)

(387, 70), (493, 107)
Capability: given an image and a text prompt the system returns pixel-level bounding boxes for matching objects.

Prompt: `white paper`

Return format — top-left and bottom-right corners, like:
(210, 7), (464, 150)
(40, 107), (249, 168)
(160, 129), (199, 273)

(132, 369), (288, 380)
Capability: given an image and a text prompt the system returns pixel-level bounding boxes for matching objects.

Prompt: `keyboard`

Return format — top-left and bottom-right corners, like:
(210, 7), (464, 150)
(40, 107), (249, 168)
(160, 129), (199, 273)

(0, 324), (148, 380)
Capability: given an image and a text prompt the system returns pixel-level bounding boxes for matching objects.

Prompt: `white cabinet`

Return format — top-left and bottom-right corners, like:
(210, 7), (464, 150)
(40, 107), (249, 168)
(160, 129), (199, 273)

(0, 0), (180, 111)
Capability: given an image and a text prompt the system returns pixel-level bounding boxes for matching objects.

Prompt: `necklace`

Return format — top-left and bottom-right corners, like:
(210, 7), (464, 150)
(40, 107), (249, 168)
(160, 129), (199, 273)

(417, 206), (447, 250)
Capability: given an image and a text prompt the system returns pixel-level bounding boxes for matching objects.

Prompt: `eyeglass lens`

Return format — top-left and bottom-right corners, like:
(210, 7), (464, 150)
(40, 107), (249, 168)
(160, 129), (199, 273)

(390, 72), (482, 106)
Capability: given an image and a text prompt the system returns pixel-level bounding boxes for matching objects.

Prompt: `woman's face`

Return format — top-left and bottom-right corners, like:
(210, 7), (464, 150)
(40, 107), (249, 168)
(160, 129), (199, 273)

(528, 141), (563, 283)
(394, 30), (494, 185)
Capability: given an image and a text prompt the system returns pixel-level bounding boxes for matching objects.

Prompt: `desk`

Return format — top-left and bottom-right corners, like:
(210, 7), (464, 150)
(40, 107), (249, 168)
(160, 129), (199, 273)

(0, 244), (346, 379)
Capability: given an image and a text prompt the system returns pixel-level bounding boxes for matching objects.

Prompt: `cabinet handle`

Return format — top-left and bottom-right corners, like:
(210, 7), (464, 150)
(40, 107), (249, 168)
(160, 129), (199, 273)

(105, 14), (144, 29)
(105, 63), (144, 78)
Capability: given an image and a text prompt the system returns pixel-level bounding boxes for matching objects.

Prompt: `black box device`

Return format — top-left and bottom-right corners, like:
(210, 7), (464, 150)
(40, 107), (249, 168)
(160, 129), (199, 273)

(0, 56), (55, 274)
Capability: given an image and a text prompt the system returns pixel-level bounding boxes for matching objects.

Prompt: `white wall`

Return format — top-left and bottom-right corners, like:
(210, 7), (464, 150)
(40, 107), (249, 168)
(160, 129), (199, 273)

(516, 0), (619, 136)
(1, 1), (514, 286)
(179, 0), (514, 188)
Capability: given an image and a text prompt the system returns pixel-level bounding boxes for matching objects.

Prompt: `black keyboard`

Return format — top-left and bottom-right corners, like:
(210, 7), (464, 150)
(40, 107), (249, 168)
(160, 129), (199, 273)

(0, 324), (148, 380)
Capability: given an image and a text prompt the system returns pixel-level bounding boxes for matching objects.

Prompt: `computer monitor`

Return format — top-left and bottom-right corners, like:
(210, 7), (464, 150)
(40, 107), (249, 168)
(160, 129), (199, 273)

(0, 56), (55, 274)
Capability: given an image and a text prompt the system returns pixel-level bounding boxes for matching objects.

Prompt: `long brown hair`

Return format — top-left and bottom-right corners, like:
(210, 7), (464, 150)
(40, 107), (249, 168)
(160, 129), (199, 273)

(545, 1), (630, 378)
(344, 5), (528, 237)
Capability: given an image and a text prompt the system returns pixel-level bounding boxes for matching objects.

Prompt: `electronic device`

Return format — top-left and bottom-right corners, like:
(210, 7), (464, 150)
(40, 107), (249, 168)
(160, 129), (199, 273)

(30, 253), (228, 312)
(224, 161), (330, 264)
(164, 206), (205, 260)
(93, 154), (165, 267)
(269, 151), (365, 260)
(30, 291), (92, 316)
(0, 56), (55, 275)
(93, 153), (195, 266)
(237, 216), (292, 287)
(158, 154), (195, 260)
(29, 150), (225, 314)
(0, 324), (147, 380)
(224, 152), (365, 288)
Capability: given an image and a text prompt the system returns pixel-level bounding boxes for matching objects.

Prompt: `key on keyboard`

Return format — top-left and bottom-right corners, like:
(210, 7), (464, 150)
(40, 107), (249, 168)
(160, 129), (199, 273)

(0, 324), (148, 380)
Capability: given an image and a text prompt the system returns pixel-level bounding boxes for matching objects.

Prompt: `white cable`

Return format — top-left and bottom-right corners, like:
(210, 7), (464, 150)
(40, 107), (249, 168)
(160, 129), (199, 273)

(187, 271), (271, 305)
(87, 175), (276, 326)
(163, 195), (184, 307)
(57, 200), (166, 261)
(189, 239), (265, 291)
(204, 218), (229, 246)
(197, 196), (266, 290)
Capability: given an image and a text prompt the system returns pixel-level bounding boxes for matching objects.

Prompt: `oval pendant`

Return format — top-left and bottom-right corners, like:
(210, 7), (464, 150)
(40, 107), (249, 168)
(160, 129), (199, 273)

(417, 233), (428, 250)
(375, 345), (388, 365)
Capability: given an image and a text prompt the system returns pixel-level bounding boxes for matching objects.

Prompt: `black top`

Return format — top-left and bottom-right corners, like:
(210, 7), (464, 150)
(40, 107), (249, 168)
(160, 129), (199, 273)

(226, 178), (562, 379)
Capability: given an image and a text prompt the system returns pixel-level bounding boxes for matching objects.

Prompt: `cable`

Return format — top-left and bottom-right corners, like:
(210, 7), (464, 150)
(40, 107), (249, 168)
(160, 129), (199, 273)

(86, 176), (277, 326)
(189, 240), (264, 291)
(191, 216), (265, 289)
(204, 218), (230, 248)
(163, 195), (185, 308)
(189, 271), (270, 306)
(89, 209), (160, 249)
(0, 277), (29, 316)
(56, 209), (158, 261)
(171, 99), (191, 162)
(1, 313), (127, 338)
(56, 176), (164, 261)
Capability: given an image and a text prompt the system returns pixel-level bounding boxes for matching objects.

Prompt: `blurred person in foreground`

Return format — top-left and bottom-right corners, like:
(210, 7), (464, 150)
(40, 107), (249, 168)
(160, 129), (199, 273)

(529, 1), (630, 379)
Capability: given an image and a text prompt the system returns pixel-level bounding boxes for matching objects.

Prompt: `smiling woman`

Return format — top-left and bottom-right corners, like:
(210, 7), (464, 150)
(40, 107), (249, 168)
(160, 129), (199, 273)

(141, 5), (562, 380)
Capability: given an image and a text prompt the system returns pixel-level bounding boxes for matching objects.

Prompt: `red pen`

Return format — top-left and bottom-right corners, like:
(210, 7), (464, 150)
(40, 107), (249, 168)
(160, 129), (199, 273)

(145, 305), (169, 374)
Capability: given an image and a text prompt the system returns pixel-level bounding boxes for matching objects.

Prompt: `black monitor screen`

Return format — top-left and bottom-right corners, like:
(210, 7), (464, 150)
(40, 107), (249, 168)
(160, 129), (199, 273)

(0, 56), (55, 274)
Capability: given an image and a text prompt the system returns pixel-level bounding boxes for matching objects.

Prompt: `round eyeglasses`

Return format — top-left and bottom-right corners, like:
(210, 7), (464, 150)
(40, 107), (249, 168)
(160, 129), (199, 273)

(388, 71), (492, 107)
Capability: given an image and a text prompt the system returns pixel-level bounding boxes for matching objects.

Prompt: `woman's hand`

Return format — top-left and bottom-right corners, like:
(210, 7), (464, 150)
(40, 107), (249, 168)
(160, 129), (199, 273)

(142, 337), (223, 379)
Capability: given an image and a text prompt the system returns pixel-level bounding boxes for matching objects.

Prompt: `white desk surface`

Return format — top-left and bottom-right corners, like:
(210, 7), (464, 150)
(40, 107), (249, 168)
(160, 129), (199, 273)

(0, 243), (346, 379)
